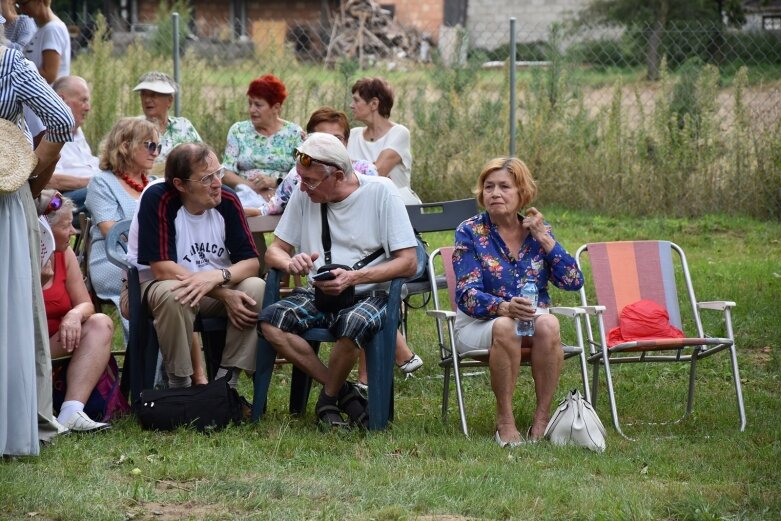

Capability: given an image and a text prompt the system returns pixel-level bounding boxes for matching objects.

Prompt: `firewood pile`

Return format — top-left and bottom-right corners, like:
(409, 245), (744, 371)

(323, 0), (429, 66)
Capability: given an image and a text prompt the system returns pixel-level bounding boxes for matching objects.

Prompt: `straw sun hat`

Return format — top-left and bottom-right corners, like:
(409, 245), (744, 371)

(0, 118), (37, 194)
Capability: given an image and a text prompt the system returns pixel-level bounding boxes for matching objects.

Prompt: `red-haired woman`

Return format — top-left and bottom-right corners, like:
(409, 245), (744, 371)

(222, 74), (304, 196)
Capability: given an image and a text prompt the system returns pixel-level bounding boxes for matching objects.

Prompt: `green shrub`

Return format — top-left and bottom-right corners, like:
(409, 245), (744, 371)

(148, 0), (192, 58)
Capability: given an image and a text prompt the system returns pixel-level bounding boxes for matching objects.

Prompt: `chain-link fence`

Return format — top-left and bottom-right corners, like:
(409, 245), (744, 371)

(61, 7), (781, 219)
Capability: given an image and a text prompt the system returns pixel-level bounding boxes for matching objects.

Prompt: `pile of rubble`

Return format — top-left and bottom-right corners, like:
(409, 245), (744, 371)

(323, 0), (430, 65)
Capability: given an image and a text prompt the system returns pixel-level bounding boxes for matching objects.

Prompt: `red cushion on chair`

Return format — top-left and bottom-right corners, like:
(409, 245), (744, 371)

(607, 299), (685, 347)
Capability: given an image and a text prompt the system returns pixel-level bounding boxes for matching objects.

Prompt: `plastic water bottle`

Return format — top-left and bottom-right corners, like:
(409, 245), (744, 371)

(516, 277), (538, 336)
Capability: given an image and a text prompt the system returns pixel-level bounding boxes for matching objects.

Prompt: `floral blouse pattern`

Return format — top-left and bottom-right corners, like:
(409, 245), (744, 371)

(222, 119), (304, 182)
(260, 159), (378, 215)
(453, 211), (584, 319)
(155, 116), (202, 164)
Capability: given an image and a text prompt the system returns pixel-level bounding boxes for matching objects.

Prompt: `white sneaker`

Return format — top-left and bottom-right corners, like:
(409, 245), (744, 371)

(398, 354), (423, 374)
(63, 411), (110, 433)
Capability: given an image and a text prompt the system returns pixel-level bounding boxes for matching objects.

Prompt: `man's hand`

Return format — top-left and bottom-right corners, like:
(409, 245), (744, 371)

(312, 267), (354, 295)
(288, 252), (320, 275)
(220, 289), (258, 329)
(172, 270), (223, 307)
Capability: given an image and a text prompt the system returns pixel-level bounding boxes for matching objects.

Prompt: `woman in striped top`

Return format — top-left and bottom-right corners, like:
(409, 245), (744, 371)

(0, 28), (74, 457)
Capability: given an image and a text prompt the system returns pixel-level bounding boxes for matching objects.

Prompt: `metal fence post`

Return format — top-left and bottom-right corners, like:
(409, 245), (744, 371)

(172, 12), (181, 117)
(509, 17), (516, 158)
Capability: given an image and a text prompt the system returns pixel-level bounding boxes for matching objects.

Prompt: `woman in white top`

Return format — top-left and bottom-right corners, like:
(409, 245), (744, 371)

(347, 77), (421, 205)
(19, 0), (70, 83)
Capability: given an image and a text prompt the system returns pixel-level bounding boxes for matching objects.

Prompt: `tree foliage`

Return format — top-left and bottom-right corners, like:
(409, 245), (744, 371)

(580, 0), (745, 27)
(578, 0), (747, 80)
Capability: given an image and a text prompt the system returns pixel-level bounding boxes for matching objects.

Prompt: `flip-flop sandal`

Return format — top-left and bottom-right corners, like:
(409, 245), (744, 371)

(315, 393), (348, 429)
(338, 383), (369, 429)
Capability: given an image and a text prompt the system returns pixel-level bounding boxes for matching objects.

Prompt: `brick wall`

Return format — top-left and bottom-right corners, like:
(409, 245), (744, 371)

(381, 0), (444, 38)
(137, 0), (443, 40)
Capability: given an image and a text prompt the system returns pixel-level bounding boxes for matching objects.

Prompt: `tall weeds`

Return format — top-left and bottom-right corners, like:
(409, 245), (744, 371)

(72, 25), (780, 219)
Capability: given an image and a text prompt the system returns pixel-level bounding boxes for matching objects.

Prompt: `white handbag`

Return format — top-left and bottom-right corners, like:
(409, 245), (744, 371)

(544, 389), (607, 452)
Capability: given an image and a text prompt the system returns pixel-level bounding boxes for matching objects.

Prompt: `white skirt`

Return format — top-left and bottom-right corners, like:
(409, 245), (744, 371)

(0, 187), (39, 456)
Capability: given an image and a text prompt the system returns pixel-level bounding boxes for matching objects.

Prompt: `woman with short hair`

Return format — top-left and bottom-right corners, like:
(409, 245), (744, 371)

(453, 157), (584, 446)
(222, 74), (304, 196)
(133, 71), (202, 167)
(39, 190), (113, 432)
(348, 77), (421, 205)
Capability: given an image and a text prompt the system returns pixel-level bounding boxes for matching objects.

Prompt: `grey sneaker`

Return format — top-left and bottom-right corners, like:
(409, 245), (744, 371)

(398, 353), (423, 374)
(63, 411), (110, 433)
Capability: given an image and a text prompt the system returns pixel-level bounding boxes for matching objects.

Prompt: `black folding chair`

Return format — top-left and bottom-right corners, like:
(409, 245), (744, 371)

(401, 198), (478, 339)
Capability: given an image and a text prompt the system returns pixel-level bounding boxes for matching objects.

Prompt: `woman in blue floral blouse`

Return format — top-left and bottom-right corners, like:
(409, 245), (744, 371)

(222, 74), (304, 196)
(452, 157), (584, 446)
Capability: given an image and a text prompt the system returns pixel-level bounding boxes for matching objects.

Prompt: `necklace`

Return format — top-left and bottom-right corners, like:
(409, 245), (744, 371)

(118, 172), (149, 192)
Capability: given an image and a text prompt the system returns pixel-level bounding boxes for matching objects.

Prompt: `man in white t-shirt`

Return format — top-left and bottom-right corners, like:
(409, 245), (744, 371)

(46, 76), (98, 213)
(259, 133), (418, 429)
(125, 143), (264, 390)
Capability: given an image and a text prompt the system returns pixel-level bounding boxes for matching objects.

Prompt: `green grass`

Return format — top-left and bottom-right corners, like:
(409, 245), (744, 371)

(2, 211), (780, 520)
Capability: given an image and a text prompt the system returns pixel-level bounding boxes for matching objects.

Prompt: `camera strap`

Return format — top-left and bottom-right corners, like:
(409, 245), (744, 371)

(320, 203), (384, 269)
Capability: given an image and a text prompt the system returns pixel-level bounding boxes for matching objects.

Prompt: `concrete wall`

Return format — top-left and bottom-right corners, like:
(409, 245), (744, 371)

(466, 0), (589, 49)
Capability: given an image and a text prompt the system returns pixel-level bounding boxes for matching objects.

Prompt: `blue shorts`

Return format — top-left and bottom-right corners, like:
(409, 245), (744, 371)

(259, 288), (387, 349)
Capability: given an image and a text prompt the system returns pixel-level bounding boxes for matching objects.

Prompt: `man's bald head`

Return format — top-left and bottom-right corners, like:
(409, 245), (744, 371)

(52, 76), (91, 130)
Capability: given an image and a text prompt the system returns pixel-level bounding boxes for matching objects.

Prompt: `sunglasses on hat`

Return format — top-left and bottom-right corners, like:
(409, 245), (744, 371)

(294, 150), (340, 170)
(43, 192), (63, 216)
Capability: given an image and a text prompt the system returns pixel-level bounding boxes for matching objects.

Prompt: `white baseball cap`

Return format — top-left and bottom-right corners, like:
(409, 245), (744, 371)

(296, 132), (353, 175)
(133, 71), (177, 95)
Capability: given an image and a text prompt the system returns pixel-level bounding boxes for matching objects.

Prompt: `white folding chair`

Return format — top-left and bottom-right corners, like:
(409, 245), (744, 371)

(426, 246), (590, 437)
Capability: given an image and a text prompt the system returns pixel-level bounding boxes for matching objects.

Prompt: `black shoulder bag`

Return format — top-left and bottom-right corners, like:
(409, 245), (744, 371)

(313, 203), (384, 313)
(134, 373), (243, 432)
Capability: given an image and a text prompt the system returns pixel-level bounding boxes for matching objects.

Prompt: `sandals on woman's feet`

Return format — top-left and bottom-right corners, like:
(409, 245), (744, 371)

(338, 382), (369, 429)
(315, 391), (348, 429)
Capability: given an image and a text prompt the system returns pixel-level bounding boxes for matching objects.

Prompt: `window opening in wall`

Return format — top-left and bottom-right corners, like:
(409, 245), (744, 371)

(763, 15), (781, 31)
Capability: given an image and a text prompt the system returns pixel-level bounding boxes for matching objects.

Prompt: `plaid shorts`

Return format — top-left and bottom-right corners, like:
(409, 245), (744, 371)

(259, 288), (388, 349)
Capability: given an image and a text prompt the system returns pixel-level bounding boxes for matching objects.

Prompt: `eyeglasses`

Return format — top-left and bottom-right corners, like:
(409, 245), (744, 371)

(299, 173), (331, 191)
(43, 192), (63, 216)
(294, 150), (340, 170)
(142, 140), (162, 155)
(183, 167), (225, 186)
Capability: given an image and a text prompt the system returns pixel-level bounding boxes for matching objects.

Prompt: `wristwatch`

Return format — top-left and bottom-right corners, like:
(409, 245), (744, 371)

(220, 268), (232, 286)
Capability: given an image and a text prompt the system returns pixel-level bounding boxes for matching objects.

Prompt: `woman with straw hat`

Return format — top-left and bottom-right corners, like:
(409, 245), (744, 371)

(1, 20), (74, 456)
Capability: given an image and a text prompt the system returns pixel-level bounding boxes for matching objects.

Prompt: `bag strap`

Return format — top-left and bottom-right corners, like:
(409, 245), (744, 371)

(320, 203), (333, 264)
(320, 203), (383, 269)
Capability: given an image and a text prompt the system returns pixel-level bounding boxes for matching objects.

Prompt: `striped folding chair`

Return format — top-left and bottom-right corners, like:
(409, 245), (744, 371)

(576, 240), (746, 438)
(426, 246), (590, 437)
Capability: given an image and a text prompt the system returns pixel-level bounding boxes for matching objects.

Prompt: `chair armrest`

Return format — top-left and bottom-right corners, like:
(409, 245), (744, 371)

(263, 268), (284, 308)
(426, 309), (456, 319)
(105, 220), (132, 271)
(698, 301), (736, 311)
(549, 306), (585, 317)
(579, 305), (606, 315)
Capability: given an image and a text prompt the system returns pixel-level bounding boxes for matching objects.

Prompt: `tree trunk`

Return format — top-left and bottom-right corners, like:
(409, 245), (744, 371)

(645, 0), (669, 81)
